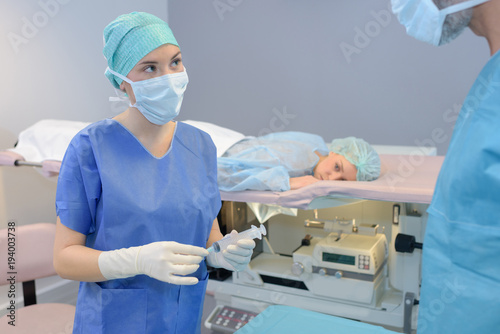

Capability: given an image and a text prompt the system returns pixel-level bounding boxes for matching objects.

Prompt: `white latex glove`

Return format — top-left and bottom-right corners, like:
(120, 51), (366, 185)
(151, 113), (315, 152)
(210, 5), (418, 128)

(98, 241), (209, 285)
(206, 230), (256, 272)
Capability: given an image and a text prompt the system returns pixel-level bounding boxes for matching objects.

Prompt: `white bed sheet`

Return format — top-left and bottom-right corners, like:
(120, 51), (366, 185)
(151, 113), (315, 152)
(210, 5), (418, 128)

(5, 119), (248, 163)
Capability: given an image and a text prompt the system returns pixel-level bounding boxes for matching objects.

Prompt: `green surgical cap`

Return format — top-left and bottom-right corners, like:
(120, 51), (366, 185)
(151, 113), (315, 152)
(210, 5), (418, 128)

(328, 137), (381, 181)
(103, 12), (179, 89)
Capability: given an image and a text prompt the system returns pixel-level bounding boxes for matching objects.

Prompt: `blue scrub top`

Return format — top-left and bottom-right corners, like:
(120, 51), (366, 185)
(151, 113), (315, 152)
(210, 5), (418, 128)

(218, 131), (329, 191)
(56, 120), (221, 334)
(418, 51), (500, 333)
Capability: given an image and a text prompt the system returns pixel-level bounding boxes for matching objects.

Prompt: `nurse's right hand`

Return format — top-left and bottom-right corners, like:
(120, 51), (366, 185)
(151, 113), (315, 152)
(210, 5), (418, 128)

(98, 241), (209, 285)
(136, 241), (209, 285)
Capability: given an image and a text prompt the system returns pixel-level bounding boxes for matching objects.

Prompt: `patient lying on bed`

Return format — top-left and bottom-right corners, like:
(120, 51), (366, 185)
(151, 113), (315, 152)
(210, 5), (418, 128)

(1, 120), (380, 191)
(218, 132), (380, 192)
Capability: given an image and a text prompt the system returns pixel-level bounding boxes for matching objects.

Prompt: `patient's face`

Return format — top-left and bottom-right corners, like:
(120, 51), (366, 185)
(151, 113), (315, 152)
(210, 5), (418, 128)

(313, 152), (357, 181)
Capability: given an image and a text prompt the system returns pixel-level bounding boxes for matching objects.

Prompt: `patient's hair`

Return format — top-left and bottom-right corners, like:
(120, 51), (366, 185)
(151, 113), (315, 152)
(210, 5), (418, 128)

(328, 137), (380, 181)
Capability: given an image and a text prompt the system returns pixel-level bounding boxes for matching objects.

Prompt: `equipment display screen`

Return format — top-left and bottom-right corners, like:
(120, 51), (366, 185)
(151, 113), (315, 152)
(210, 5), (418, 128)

(322, 252), (355, 266)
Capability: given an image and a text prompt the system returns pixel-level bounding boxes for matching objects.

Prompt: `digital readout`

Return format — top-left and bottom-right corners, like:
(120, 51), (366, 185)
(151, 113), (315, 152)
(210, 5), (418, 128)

(322, 252), (355, 265)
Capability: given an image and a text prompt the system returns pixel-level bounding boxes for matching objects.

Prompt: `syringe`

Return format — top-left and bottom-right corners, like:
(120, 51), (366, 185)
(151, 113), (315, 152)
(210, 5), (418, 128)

(207, 224), (267, 253)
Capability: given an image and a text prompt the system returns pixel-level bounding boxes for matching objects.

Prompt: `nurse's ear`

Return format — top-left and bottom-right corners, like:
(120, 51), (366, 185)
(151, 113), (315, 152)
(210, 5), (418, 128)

(120, 80), (136, 104)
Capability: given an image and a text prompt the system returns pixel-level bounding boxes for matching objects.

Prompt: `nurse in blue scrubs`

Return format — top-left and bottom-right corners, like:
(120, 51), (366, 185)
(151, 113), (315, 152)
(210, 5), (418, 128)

(52, 12), (255, 334)
(391, 0), (500, 333)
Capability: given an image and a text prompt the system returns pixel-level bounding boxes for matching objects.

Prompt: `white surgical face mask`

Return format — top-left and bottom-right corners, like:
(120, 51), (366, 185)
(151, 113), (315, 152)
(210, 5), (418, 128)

(106, 67), (189, 125)
(391, 0), (489, 46)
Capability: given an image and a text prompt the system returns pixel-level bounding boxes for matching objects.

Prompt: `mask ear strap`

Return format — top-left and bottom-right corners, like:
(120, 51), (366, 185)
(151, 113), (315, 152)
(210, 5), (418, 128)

(109, 88), (129, 102)
(441, 0), (489, 15)
(105, 67), (133, 85)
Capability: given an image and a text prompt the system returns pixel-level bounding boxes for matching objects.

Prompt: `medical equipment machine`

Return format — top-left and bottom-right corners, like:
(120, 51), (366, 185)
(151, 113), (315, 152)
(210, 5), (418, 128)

(208, 224), (266, 253)
(292, 219), (388, 304)
(204, 305), (257, 333)
(209, 202), (426, 333)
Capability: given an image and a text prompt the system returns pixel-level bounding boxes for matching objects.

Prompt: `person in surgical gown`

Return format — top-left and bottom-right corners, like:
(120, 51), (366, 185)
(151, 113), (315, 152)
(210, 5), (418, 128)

(218, 133), (381, 191)
(391, 0), (500, 333)
(52, 12), (255, 334)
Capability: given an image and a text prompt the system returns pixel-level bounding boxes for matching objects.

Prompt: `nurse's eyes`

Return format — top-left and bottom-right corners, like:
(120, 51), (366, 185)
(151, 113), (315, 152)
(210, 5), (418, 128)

(171, 58), (182, 69)
(141, 58), (182, 74)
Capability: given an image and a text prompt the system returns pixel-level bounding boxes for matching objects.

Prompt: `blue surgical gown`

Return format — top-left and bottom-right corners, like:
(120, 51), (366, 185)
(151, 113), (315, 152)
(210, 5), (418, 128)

(417, 50), (500, 333)
(217, 132), (329, 191)
(56, 120), (221, 334)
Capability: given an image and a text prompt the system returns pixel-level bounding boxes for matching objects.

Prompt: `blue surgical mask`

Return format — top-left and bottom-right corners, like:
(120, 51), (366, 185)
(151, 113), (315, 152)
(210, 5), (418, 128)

(391, 0), (489, 46)
(106, 67), (189, 125)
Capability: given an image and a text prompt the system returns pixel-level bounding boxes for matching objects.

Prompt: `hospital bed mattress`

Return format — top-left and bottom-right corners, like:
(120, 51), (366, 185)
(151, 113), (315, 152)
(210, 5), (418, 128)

(221, 154), (443, 209)
(1, 148), (443, 208)
(0, 119), (443, 208)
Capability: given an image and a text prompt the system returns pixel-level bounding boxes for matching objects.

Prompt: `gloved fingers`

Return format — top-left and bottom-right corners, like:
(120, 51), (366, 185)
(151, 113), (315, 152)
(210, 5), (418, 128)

(222, 249), (252, 265)
(224, 257), (248, 272)
(225, 243), (254, 257)
(167, 242), (209, 257)
(224, 256), (248, 267)
(169, 263), (200, 276)
(167, 274), (199, 286)
(235, 239), (256, 250)
(169, 253), (205, 265)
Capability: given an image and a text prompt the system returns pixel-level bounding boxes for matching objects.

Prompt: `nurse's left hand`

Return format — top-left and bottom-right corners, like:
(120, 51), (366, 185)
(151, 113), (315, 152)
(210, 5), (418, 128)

(207, 231), (256, 272)
(222, 238), (256, 271)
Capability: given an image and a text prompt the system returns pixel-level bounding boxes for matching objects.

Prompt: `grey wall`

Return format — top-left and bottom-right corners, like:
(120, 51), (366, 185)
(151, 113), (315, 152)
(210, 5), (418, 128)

(0, 1), (491, 155)
(1, 0), (168, 148)
(169, 0), (490, 154)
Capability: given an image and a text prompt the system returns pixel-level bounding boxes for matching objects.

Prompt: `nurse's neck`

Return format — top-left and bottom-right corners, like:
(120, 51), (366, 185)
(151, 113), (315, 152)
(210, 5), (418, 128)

(113, 108), (176, 157)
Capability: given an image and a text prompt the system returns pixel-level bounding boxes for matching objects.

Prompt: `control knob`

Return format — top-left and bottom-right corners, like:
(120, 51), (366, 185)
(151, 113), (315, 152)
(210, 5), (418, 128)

(291, 262), (304, 276)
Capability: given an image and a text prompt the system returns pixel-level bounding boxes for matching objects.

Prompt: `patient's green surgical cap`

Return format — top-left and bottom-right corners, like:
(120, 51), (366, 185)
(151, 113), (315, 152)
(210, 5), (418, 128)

(103, 12), (179, 89)
(328, 137), (381, 181)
